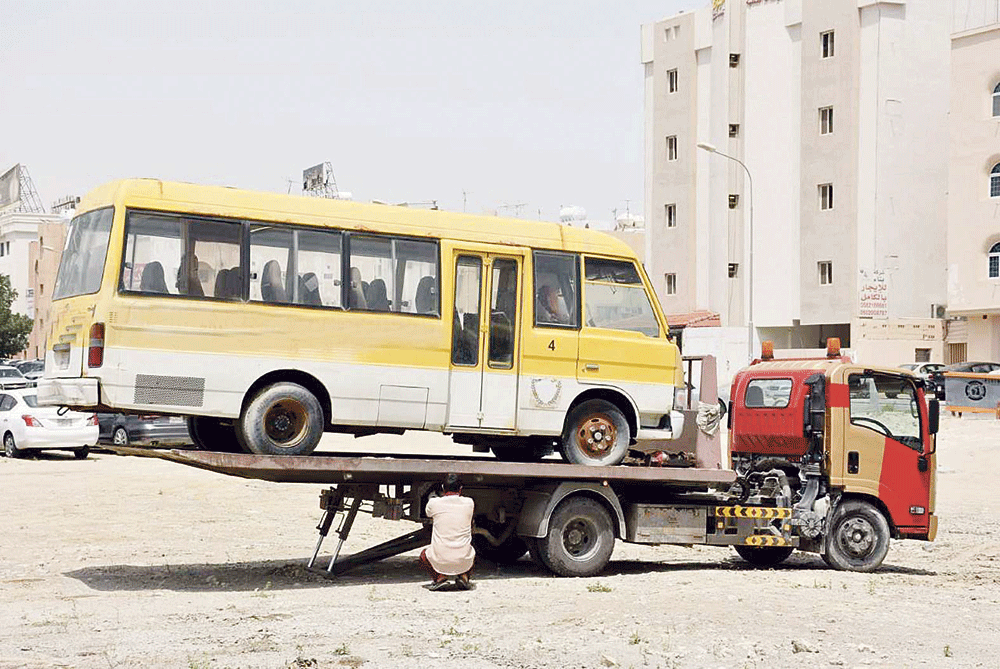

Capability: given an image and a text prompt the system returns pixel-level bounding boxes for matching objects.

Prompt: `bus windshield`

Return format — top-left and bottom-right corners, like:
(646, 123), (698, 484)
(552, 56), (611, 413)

(53, 208), (114, 300)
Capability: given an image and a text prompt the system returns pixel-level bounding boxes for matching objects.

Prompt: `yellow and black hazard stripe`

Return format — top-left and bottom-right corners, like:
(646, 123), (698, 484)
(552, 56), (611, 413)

(714, 506), (792, 519)
(743, 535), (791, 547)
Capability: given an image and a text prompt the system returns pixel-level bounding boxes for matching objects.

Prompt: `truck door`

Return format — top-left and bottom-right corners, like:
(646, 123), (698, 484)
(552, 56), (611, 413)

(839, 372), (933, 534)
(446, 250), (523, 430)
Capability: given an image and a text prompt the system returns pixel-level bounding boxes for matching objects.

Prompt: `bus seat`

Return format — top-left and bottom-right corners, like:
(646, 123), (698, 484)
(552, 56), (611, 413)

(214, 268), (230, 298)
(415, 275), (436, 313)
(368, 279), (389, 311)
(226, 267), (242, 299)
(139, 261), (169, 294)
(300, 272), (322, 305)
(349, 267), (367, 309)
(261, 260), (287, 303)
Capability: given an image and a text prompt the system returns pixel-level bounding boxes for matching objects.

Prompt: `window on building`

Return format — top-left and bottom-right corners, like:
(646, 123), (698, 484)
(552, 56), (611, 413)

(989, 242), (1000, 279)
(728, 263), (739, 278)
(728, 194), (740, 209)
(819, 261), (833, 285)
(665, 25), (680, 41)
(821, 30), (835, 58)
(729, 53), (741, 68)
(991, 163), (1000, 198)
(993, 82), (1000, 117)
(665, 273), (677, 295)
(820, 106), (834, 135)
(667, 69), (678, 93)
(1, 244), (4, 257)
(666, 135), (678, 161)
(915, 348), (931, 363)
(819, 183), (834, 210)
(665, 203), (677, 228)
(729, 123), (740, 138)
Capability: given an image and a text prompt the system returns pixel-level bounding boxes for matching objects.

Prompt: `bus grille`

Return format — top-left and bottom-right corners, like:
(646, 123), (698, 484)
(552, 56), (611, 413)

(134, 374), (206, 407)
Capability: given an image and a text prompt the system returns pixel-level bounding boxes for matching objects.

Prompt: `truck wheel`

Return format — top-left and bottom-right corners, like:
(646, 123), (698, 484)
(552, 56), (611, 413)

(4, 432), (21, 458)
(188, 416), (246, 453)
(734, 545), (794, 568)
(822, 500), (890, 572)
(238, 383), (323, 456)
(526, 537), (552, 570)
(561, 400), (630, 466)
(538, 497), (615, 577)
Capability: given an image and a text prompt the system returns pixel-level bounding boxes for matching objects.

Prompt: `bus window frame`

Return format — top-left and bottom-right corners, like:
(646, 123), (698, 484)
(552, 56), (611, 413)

(117, 209), (443, 319)
(532, 250), (581, 331)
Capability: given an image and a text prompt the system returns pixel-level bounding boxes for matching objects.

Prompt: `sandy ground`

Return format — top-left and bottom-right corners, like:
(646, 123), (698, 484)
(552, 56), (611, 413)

(2, 415), (999, 669)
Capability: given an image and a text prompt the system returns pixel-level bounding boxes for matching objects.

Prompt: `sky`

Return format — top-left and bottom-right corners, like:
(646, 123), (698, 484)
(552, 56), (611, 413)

(1, 0), (702, 223)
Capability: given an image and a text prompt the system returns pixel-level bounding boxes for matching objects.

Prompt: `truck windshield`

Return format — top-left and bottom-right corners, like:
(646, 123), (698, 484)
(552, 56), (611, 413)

(848, 373), (921, 449)
(52, 207), (114, 300)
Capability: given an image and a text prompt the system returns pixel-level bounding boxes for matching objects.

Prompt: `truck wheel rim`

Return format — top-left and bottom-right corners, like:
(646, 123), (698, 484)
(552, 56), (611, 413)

(837, 517), (876, 558)
(264, 399), (307, 447)
(563, 518), (599, 560)
(575, 416), (617, 458)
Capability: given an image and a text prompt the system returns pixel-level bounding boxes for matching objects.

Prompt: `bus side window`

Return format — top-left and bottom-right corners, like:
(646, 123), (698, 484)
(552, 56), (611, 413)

(533, 251), (579, 328)
(348, 235), (439, 316)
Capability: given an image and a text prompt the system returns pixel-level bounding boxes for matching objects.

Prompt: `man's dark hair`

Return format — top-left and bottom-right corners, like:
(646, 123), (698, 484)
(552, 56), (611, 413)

(443, 473), (462, 493)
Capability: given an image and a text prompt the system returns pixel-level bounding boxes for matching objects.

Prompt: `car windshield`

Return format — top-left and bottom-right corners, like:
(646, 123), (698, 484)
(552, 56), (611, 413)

(22, 395), (39, 407)
(18, 361), (43, 373)
(53, 207), (114, 299)
(0, 367), (24, 378)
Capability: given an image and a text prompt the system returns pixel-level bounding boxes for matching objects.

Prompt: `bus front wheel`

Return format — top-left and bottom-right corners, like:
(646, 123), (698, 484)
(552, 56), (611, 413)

(561, 399), (630, 466)
(239, 383), (324, 457)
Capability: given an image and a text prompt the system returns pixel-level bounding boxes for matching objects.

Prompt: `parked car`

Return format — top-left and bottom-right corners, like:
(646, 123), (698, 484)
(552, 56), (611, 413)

(98, 413), (191, 447)
(14, 360), (44, 386)
(0, 365), (29, 390)
(927, 361), (1000, 399)
(899, 362), (945, 379)
(0, 389), (97, 459)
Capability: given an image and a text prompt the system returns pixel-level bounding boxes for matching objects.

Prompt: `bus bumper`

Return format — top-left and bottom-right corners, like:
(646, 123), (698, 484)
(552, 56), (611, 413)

(36, 377), (100, 408)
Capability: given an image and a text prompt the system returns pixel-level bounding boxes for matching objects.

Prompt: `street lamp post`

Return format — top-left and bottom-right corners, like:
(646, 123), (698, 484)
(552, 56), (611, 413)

(697, 141), (755, 363)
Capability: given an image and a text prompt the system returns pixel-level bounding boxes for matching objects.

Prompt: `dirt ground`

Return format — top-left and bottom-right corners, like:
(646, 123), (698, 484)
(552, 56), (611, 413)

(2, 415), (999, 669)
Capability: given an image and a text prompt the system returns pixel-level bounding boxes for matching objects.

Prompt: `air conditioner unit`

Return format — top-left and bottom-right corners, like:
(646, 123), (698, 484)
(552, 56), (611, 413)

(931, 304), (947, 319)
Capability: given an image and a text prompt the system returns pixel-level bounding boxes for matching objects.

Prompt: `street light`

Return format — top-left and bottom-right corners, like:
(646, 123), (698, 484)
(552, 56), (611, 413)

(697, 141), (755, 363)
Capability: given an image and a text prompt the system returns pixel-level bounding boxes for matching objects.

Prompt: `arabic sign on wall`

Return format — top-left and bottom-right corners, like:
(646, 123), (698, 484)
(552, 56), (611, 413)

(858, 268), (888, 319)
(712, 0), (726, 20)
(0, 164), (21, 211)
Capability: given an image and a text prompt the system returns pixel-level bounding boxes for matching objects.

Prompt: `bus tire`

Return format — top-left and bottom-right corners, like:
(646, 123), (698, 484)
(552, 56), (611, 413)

(561, 399), (630, 466)
(538, 496), (614, 577)
(188, 416), (246, 453)
(822, 499), (890, 572)
(238, 383), (324, 457)
(734, 545), (794, 568)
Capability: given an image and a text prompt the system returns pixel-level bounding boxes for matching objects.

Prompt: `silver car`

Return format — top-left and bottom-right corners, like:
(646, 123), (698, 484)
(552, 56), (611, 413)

(0, 365), (29, 390)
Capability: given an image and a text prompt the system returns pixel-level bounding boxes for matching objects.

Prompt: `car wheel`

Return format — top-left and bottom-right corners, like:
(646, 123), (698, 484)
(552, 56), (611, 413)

(560, 399), (631, 466)
(74, 447), (90, 460)
(3, 432), (21, 459)
(112, 427), (129, 446)
(238, 382), (324, 456)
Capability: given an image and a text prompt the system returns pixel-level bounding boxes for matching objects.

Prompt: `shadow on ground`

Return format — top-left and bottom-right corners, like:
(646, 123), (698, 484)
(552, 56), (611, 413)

(64, 551), (934, 593)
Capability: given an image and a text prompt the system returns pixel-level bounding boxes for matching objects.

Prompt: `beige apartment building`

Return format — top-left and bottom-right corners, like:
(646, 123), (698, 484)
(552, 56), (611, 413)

(24, 220), (68, 360)
(947, 18), (1000, 363)
(641, 0), (953, 366)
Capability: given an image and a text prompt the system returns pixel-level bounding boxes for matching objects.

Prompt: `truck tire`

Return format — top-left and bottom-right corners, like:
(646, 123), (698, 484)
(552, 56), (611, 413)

(472, 534), (529, 564)
(238, 383), (324, 457)
(822, 499), (890, 572)
(526, 537), (553, 571)
(188, 416), (246, 453)
(734, 545), (794, 568)
(538, 496), (615, 577)
(561, 400), (631, 466)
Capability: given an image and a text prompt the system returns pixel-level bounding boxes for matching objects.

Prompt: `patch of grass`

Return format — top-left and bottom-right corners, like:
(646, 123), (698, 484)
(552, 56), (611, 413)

(629, 631), (642, 645)
(587, 582), (613, 593)
(944, 645), (953, 658)
(866, 580), (877, 596)
(334, 643), (351, 656)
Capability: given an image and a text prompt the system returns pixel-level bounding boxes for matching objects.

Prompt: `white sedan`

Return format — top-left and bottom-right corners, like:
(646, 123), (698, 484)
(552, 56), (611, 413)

(0, 389), (98, 459)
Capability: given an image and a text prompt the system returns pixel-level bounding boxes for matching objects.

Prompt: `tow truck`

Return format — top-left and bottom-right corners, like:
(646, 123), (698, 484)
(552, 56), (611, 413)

(118, 339), (937, 575)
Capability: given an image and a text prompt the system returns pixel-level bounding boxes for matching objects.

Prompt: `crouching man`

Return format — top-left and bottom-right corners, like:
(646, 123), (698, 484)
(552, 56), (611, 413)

(419, 474), (475, 590)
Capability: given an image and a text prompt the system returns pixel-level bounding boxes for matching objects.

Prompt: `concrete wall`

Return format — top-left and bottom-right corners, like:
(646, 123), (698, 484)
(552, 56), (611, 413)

(851, 317), (945, 367)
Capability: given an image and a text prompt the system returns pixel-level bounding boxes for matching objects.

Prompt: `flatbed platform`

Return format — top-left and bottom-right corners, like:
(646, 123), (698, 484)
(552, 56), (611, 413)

(111, 447), (736, 488)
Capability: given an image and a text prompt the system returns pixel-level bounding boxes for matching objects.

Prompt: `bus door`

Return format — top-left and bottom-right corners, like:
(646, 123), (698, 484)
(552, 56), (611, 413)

(446, 251), (523, 430)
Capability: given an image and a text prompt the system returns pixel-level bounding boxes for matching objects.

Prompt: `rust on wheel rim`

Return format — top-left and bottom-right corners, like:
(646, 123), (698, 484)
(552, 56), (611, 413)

(264, 398), (308, 448)
(574, 414), (617, 458)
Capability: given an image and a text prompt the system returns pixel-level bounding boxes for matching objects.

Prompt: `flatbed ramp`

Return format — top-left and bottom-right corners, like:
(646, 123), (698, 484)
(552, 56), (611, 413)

(111, 447), (736, 488)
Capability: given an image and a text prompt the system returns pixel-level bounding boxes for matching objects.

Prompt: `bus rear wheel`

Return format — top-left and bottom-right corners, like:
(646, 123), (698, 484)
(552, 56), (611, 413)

(239, 383), (324, 456)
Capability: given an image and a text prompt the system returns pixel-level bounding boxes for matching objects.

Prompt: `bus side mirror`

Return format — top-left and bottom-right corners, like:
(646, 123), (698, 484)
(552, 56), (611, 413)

(928, 399), (939, 436)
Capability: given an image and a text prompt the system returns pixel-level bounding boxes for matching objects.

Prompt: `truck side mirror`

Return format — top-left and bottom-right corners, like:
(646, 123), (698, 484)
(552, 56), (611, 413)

(928, 398), (939, 435)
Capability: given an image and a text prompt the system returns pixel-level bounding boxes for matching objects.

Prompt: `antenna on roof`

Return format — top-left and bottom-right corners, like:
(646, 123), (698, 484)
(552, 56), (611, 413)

(300, 162), (347, 199)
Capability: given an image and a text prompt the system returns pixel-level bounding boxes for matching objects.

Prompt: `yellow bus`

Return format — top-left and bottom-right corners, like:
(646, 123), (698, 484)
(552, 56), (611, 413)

(39, 179), (683, 465)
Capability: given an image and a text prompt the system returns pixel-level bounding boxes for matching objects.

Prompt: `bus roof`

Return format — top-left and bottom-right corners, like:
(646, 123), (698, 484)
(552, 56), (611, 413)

(79, 179), (637, 259)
